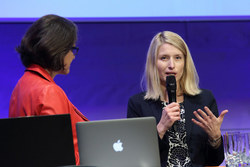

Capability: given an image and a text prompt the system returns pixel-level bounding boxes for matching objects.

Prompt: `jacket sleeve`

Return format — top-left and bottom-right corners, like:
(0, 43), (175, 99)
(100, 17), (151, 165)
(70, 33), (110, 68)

(204, 92), (225, 166)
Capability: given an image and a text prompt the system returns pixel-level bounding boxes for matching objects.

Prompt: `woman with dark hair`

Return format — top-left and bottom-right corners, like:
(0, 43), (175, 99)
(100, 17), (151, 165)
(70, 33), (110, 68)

(9, 14), (88, 165)
(127, 31), (228, 167)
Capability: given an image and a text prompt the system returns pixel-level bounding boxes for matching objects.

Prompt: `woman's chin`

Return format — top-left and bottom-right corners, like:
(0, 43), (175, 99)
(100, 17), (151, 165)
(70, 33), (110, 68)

(64, 70), (70, 75)
(60, 69), (70, 75)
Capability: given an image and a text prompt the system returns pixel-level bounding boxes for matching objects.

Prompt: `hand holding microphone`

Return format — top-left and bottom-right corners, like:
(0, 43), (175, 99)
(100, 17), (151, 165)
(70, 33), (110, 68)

(157, 75), (180, 138)
(157, 102), (180, 139)
(166, 75), (180, 132)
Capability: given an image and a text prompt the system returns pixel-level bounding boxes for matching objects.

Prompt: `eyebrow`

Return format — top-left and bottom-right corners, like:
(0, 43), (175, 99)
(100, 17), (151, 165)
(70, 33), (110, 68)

(158, 53), (184, 57)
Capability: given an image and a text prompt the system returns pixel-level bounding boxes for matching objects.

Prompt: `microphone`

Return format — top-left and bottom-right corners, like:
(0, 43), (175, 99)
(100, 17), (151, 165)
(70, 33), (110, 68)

(166, 75), (178, 132)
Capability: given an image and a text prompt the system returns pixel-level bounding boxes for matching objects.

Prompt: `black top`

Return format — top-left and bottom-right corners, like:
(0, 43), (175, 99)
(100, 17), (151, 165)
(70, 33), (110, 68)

(127, 89), (224, 167)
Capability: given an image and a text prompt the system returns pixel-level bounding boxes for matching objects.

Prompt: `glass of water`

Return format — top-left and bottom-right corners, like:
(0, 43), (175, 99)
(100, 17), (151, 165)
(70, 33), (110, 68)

(223, 132), (250, 167)
(245, 133), (250, 165)
(223, 132), (241, 167)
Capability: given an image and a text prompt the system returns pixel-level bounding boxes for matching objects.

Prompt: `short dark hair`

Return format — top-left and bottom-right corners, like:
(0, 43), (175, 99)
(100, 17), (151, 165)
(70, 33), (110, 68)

(16, 14), (78, 71)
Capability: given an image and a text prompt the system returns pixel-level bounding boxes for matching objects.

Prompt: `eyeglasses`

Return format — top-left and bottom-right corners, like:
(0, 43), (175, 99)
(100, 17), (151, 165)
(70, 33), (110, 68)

(71, 46), (79, 55)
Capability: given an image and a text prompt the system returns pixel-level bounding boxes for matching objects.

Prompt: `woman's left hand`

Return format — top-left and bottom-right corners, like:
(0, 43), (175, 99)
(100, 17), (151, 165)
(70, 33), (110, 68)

(192, 106), (228, 140)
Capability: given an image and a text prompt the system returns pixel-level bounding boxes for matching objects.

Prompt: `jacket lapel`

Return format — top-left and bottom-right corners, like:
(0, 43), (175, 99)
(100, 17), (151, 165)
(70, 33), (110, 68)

(184, 95), (198, 143)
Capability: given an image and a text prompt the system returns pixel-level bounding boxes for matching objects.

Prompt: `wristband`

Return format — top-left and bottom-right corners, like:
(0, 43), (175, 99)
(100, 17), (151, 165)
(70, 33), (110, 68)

(209, 137), (221, 143)
(208, 137), (221, 148)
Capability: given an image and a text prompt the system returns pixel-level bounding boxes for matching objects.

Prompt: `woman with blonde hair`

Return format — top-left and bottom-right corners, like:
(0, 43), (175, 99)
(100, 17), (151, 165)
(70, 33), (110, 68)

(127, 31), (228, 167)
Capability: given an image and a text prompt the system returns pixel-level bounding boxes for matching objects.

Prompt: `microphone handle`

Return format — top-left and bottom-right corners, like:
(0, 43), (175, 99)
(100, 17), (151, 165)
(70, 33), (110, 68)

(168, 91), (178, 132)
(166, 75), (177, 132)
(168, 90), (176, 103)
(173, 122), (178, 132)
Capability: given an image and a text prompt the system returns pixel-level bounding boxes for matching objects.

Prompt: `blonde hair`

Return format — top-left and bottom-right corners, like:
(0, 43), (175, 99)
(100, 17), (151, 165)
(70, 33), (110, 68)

(143, 31), (201, 100)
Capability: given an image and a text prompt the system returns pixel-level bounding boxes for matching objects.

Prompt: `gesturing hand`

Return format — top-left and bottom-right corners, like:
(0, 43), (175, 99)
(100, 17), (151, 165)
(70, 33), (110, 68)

(192, 106), (228, 140)
(157, 102), (180, 139)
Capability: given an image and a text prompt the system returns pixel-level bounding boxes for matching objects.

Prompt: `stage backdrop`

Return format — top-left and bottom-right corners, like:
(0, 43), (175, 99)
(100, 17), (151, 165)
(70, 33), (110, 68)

(0, 20), (249, 130)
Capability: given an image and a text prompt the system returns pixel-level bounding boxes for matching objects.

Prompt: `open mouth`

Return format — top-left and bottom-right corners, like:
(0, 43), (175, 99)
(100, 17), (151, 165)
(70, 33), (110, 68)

(165, 72), (176, 76)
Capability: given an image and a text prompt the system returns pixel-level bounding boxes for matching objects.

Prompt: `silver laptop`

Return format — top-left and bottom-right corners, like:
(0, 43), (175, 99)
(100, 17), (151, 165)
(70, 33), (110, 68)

(76, 117), (161, 167)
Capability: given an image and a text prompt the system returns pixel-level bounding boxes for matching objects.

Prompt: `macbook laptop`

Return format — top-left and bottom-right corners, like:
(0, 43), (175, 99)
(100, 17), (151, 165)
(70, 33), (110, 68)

(76, 117), (161, 167)
(0, 114), (76, 167)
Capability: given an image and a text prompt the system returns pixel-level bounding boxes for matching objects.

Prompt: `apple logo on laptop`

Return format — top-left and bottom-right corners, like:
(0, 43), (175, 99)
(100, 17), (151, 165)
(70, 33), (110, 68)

(113, 139), (123, 152)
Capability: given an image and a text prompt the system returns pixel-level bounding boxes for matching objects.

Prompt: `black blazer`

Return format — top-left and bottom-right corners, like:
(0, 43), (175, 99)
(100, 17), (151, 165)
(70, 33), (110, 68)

(127, 89), (224, 167)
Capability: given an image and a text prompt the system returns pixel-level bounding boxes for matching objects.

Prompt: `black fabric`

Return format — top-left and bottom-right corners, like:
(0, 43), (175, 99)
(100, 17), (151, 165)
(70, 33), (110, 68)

(127, 89), (224, 167)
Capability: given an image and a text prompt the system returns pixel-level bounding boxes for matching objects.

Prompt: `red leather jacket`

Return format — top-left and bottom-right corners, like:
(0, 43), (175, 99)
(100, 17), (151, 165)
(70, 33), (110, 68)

(9, 64), (88, 165)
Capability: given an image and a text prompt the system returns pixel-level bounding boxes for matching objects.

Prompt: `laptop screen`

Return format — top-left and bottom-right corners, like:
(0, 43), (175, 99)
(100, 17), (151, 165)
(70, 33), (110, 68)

(0, 114), (76, 167)
(76, 117), (161, 167)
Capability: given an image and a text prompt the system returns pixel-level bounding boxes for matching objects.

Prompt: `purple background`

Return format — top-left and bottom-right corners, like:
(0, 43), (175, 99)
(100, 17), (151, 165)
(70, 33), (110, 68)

(0, 20), (250, 130)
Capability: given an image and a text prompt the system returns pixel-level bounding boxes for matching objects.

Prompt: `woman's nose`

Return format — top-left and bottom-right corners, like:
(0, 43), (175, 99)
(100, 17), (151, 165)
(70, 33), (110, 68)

(168, 58), (175, 69)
